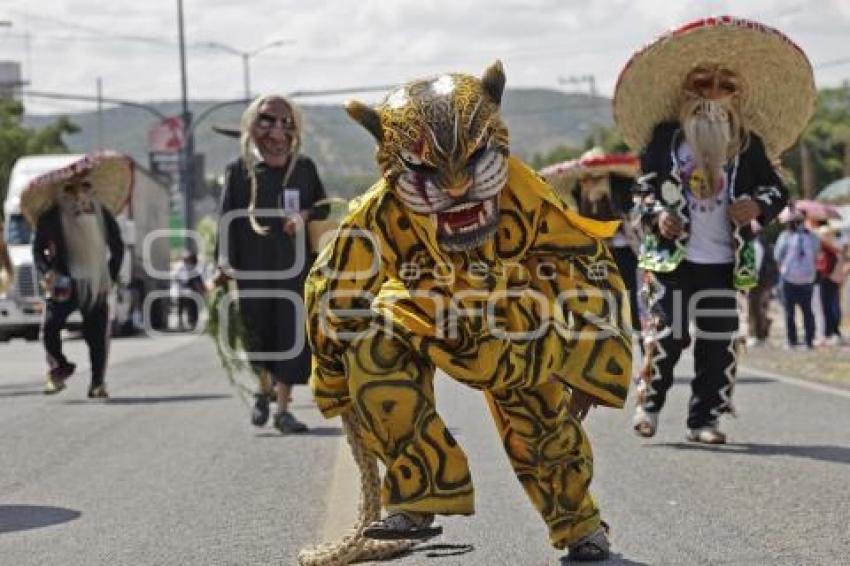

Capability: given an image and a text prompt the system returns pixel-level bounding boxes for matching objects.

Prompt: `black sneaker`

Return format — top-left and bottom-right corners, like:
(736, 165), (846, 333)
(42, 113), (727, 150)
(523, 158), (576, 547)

(273, 410), (308, 434)
(251, 394), (271, 427)
(87, 385), (109, 399)
(363, 512), (442, 541)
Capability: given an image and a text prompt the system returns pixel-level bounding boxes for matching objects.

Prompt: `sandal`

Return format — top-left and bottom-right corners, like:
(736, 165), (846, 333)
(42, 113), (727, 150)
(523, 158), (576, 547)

(363, 511), (442, 541)
(566, 521), (610, 562)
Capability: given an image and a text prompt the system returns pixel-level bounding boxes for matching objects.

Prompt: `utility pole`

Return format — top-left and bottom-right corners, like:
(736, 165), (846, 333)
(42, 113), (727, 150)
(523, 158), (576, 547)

(177, 0), (195, 240)
(96, 77), (104, 150)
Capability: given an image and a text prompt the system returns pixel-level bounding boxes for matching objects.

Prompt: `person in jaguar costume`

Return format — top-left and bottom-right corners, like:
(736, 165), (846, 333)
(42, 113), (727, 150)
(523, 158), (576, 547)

(614, 16), (814, 444)
(303, 62), (632, 562)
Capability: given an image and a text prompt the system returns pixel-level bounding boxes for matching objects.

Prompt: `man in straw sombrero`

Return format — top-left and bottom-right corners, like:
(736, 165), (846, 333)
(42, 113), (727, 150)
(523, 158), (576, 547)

(541, 148), (643, 346)
(614, 16), (814, 444)
(24, 152), (127, 398)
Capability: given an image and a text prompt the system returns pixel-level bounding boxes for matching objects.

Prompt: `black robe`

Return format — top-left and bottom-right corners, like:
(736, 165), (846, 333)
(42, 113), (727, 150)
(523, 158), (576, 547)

(218, 155), (326, 384)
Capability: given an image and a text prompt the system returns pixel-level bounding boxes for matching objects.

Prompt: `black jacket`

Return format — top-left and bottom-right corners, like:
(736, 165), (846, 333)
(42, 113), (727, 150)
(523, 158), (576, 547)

(33, 205), (124, 282)
(217, 155), (326, 282)
(638, 121), (788, 273)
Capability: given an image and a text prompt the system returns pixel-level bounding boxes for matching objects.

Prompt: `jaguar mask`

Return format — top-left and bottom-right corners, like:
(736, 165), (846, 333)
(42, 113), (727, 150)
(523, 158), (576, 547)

(346, 61), (510, 252)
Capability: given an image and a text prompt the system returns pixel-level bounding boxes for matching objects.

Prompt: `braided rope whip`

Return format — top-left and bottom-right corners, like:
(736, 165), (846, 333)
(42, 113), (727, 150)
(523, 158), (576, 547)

(297, 411), (414, 565)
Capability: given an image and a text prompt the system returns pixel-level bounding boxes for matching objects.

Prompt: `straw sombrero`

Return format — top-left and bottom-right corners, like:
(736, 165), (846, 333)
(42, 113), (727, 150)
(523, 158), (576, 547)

(20, 151), (132, 225)
(613, 16), (815, 159)
(540, 148), (639, 208)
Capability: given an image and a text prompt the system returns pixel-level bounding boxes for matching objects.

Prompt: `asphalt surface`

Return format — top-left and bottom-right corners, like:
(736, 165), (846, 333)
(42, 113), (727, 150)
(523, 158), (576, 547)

(0, 333), (339, 565)
(2, 334), (849, 565)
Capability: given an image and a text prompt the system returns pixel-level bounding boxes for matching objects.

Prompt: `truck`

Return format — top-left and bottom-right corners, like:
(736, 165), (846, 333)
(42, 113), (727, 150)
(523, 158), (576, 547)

(1, 153), (172, 341)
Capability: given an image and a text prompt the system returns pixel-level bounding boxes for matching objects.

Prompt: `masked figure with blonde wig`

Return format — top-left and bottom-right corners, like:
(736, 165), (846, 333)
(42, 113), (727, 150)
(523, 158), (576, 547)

(215, 94), (327, 434)
(304, 62), (631, 562)
(614, 17), (813, 444)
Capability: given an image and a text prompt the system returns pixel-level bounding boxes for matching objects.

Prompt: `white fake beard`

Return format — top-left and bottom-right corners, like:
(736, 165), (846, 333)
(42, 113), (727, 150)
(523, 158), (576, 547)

(60, 202), (111, 310)
(682, 99), (734, 197)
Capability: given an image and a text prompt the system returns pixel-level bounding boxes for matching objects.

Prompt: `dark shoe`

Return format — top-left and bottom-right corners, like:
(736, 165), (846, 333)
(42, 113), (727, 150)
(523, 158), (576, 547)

(363, 511), (442, 541)
(273, 410), (308, 434)
(87, 385), (109, 399)
(44, 362), (76, 395)
(565, 521), (610, 562)
(251, 394), (271, 427)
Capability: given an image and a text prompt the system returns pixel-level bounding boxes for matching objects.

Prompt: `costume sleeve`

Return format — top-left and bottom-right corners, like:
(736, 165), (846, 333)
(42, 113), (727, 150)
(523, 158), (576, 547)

(306, 159), (328, 220)
(305, 191), (390, 418)
(747, 135), (788, 225)
(215, 163), (239, 270)
(637, 122), (675, 233)
(33, 214), (54, 276)
(102, 209), (125, 282)
(533, 205), (632, 408)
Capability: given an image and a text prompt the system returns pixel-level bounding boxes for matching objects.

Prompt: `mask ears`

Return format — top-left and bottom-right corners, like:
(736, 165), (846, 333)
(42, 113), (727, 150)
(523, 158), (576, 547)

(481, 60), (506, 105)
(345, 100), (383, 142)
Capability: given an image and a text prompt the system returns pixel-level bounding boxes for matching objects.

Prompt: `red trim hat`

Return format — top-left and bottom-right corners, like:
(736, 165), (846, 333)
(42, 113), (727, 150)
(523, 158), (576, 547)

(613, 16), (815, 159)
(540, 148), (639, 209)
(20, 151), (132, 225)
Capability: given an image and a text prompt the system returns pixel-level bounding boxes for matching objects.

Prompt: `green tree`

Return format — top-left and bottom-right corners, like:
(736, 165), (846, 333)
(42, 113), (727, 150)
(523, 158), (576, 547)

(784, 85), (850, 199)
(0, 99), (79, 217)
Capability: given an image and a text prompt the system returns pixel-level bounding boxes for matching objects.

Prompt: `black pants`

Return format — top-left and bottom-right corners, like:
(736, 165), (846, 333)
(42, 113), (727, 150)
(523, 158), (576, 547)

(642, 262), (739, 429)
(781, 280), (815, 347)
(819, 278), (842, 338)
(43, 296), (110, 387)
(612, 245), (640, 342)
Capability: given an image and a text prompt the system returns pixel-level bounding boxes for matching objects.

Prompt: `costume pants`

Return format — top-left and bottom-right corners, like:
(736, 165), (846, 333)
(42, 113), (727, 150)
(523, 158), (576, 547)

(43, 296), (110, 387)
(345, 328), (600, 549)
(642, 262), (738, 429)
(781, 280), (815, 347)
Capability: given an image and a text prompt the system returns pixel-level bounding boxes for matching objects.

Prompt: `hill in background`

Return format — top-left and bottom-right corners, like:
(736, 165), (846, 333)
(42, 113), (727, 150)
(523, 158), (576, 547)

(24, 88), (612, 199)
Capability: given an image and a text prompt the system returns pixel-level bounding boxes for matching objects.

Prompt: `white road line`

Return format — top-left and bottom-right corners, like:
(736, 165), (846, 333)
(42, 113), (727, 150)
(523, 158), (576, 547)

(737, 362), (850, 400)
(680, 353), (850, 400)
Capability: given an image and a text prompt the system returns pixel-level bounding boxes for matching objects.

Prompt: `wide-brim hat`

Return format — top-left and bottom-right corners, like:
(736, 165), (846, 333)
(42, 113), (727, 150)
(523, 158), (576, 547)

(613, 16), (816, 159)
(539, 148), (639, 206)
(20, 151), (132, 225)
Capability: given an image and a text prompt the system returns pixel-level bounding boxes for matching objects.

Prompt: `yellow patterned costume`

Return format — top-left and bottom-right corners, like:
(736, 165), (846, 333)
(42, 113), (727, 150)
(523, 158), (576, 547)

(305, 62), (631, 551)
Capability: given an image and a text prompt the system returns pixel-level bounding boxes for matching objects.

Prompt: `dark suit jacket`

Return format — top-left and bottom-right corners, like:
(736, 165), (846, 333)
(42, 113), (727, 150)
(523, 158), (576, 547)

(33, 205), (124, 282)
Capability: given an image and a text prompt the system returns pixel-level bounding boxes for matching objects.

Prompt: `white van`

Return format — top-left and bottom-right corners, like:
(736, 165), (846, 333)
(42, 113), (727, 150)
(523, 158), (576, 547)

(1, 155), (83, 341)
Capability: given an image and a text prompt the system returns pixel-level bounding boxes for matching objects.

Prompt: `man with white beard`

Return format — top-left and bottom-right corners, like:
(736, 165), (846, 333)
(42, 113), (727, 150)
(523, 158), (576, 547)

(613, 17), (814, 443)
(29, 160), (125, 398)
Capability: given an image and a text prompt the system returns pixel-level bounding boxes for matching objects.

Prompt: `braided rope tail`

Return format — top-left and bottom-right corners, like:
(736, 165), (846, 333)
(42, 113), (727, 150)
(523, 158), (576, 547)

(297, 411), (414, 565)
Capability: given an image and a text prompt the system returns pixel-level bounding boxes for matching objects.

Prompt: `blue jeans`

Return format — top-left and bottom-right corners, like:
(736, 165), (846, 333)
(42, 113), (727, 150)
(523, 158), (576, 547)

(781, 280), (815, 347)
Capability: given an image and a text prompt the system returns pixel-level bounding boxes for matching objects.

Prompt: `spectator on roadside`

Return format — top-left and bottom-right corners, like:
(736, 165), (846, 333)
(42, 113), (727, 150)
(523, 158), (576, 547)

(747, 228), (779, 347)
(775, 210), (820, 350)
(175, 250), (206, 331)
(815, 224), (848, 345)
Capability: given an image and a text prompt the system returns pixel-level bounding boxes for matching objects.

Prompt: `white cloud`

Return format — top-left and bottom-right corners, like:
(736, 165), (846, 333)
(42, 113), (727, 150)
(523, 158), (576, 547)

(0, 0), (845, 115)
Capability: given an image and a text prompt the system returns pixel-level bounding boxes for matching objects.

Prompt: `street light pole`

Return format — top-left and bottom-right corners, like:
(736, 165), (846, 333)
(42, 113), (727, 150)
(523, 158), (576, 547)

(177, 0), (195, 239)
(242, 53), (250, 101)
(198, 40), (293, 100)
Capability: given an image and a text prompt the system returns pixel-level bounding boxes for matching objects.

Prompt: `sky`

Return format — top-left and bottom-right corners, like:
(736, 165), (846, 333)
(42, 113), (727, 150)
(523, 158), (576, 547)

(0, 0), (849, 115)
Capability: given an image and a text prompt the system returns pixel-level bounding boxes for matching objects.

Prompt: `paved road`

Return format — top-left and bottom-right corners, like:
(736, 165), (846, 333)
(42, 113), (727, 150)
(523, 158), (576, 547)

(0, 333), (339, 565)
(2, 334), (849, 565)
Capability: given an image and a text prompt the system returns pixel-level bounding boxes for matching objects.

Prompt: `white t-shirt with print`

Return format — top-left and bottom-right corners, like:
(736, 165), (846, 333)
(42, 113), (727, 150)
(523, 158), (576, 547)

(677, 142), (734, 264)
